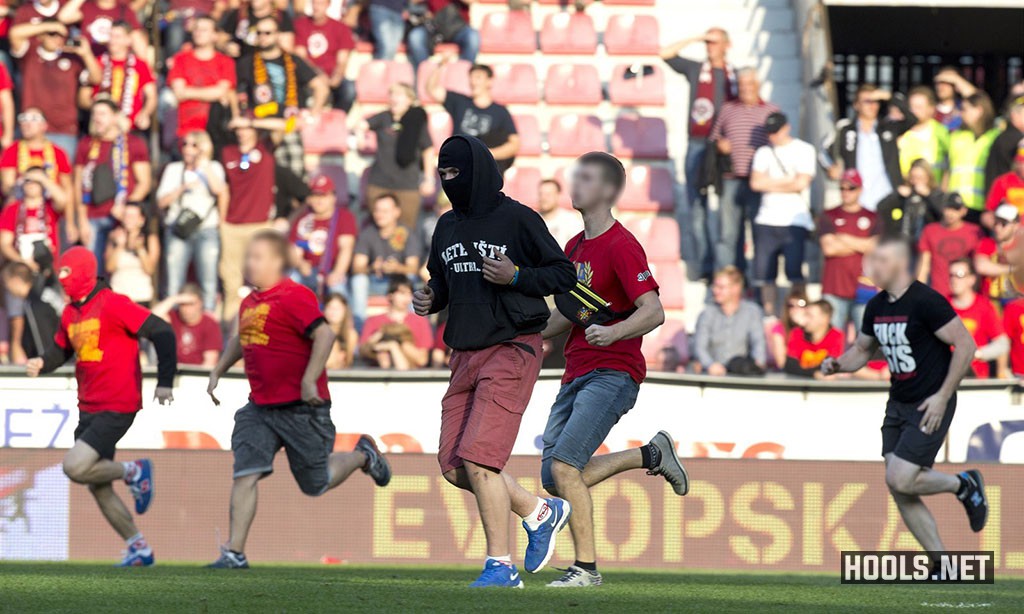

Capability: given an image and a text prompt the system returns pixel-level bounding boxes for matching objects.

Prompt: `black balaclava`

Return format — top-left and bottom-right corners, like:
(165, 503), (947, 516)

(438, 137), (474, 214)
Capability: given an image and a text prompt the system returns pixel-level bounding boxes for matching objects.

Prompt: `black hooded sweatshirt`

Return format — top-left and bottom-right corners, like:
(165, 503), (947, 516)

(426, 135), (576, 351)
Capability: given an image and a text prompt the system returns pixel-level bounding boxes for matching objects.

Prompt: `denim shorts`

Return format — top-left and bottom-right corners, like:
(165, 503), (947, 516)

(541, 369), (640, 490)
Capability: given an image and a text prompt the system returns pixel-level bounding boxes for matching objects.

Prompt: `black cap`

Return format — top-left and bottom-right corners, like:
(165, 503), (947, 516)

(944, 192), (965, 209)
(764, 112), (788, 134)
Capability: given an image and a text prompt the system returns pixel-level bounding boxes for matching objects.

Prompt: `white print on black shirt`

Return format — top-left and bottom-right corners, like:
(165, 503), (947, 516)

(439, 240), (508, 273)
(874, 316), (916, 375)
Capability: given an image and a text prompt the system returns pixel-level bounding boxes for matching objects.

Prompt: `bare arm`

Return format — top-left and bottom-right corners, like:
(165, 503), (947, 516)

(974, 251), (1010, 278)
(302, 321), (335, 386)
(749, 171), (812, 194)
(129, 161), (152, 202)
(819, 233), (856, 258)
(542, 306), (573, 340)
(56, 0), (86, 25)
(825, 332), (878, 374)
(171, 78), (232, 103)
(932, 317), (976, 400)
(0, 90), (14, 149)
(489, 133), (520, 162)
(659, 34), (706, 60)
(425, 59), (448, 105)
(916, 251), (932, 284)
(308, 75), (329, 115)
(212, 335), (243, 376)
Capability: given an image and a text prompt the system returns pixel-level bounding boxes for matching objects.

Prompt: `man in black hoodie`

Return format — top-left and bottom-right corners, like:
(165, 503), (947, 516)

(414, 135), (577, 588)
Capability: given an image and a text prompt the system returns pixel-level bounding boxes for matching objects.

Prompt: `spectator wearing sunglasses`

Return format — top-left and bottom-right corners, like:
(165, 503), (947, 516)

(948, 258), (1008, 379)
(974, 203), (1022, 305)
(818, 169), (880, 332)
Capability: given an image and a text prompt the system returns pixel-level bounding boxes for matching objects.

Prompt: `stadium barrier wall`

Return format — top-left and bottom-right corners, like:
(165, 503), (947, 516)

(2, 368), (1023, 463)
(2, 451), (1023, 574)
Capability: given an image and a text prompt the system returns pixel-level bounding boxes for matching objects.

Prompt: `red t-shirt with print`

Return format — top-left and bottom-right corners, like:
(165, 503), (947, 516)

(79, 1), (142, 55)
(239, 278), (330, 406)
(54, 288), (152, 413)
(169, 310), (222, 366)
(562, 221), (659, 384)
(786, 327), (844, 371)
(0, 199), (61, 253)
(953, 293), (1003, 378)
(288, 207), (358, 269)
(294, 16), (355, 76)
(359, 312), (434, 351)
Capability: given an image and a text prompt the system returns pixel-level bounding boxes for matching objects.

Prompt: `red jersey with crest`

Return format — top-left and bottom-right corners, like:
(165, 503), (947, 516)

(239, 278), (330, 406)
(562, 221), (659, 384)
(786, 327), (844, 370)
(54, 287), (151, 413)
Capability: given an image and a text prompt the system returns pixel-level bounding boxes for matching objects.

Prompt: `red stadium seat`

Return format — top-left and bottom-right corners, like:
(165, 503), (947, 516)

(539, 13), (597, 55)
(609, 64), (666, 106)
(417, 59), (472, 104)
(301, 110), (348, 155)
(624, 215), (680, 262)
(479, 11), (537, 54)
(502, 166), (541, 207)
(618, 166), (675, 213)
(355, 60), (415, 104)
(604, 14), (660, 56)
(428, 112), (453, 154)
(512, 113), (543, 156)
(491, 63), (540, 105)
(612, 115), (669, 160)
(650, 260), (686, 309)
(547, 114), (605, 157)
(544, 64), (602, 105)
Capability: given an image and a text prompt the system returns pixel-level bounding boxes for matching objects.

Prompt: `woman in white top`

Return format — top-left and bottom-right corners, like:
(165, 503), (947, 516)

(106, 202), (160, 305)
(156, 130), (228, 313)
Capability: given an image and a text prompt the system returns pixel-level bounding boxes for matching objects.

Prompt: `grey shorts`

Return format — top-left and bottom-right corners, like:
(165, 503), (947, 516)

(231, 401), (336, 495)
(541, 369), (640, 490)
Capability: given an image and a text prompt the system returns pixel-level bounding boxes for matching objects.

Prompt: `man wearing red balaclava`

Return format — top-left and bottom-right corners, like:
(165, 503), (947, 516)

(25, 246), (178, 567)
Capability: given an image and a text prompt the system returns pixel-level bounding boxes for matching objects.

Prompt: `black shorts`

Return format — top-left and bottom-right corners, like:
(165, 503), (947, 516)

(881, 394), (956, 468)
(74, 411), (136, 460)
(231, 401), (336, 496)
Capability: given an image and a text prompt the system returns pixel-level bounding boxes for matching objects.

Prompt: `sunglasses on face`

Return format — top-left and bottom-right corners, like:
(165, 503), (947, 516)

(18, 113), (44, 123)
(949, 270), (971, 279)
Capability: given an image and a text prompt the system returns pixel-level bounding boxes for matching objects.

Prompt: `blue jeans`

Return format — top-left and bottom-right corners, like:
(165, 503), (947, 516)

(369, 4), (405, 60)
(350, 273), (392, 330)
(87, 216), (117, 270)
(331, 79), (356, 113)
(540, 369), (640, 490)
(715, 177), (762, 273)
(406, 25), (480, 70)
(752, 225), (808, 284)
(165, 226), (220, 312)
(679, 138), (711, 280)
(45, 133), (78, 161)
(823, 294), (867, 333)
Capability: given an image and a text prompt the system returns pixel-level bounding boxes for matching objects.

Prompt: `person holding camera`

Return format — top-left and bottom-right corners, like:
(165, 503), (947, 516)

(156, 130), (227, 313)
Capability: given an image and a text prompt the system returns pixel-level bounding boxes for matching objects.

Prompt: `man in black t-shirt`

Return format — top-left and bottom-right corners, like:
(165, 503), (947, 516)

(426, 60), (519, 173)
(822, 236), (988, 572)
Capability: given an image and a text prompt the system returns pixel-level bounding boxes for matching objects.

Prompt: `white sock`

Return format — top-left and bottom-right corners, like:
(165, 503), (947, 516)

(522, 498), (552, 530)
(122, 461), (139, 481)
(126, 533), (151, 555)
(487, 555), (512, 566)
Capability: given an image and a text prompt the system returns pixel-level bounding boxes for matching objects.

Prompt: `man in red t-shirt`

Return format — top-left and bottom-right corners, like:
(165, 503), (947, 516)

(358, 275), (432, 369)
(152, 283), (223, 367)
(0, 167), (64, 263)
(167, 16), (236, 138)
(918, 192), (983, 298)
(819, 169), (880, 331)
(948, 258), (1008, 378)
(985, 143), (1024, 217)
(536, 153), (688, 586)
(0, 109), (74, 200)
(784, 300), (844, 377)
(73, 99), (151, 265)
(294, 0), (355, 111)
(205, 230), (392, 569)
(25, 246), (176, 566)
(90, 21), (156, 130)
(288, 174), (357, 295)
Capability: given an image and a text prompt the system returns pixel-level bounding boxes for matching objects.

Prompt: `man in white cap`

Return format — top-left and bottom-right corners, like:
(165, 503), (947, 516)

(974, 203), (1022, 304)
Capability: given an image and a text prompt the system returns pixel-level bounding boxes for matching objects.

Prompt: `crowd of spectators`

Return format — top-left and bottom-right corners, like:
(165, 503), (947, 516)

(668, 26), (1024, 379)
(0, 0), (1021, 381)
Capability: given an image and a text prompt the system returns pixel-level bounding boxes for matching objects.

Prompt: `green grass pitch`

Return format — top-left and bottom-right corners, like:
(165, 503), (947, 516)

(1, 563), (1022, 613)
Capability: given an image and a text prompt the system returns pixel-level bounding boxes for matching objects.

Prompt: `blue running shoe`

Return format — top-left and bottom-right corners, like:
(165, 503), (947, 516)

(523, 497), (571, 573)
(469, 560), (524, 588)
(115, 547), (154, 567)
(125, 459), (153, 515)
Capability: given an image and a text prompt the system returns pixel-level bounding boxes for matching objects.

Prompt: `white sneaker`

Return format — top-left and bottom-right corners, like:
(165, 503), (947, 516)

(546, 565), (602, 588)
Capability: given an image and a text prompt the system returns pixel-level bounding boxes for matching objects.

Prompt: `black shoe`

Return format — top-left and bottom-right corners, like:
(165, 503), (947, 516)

(956, 469), (988, 533)
(647, 431), (689, 496)
(356, 435), (392, 487)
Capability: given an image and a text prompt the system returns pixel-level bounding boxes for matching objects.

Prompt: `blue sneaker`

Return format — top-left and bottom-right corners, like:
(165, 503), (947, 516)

(125, 459), (153, 515)
(523, 497), (571, 573)
(115, 547), (154, 567)
(469, 560), (524, 588)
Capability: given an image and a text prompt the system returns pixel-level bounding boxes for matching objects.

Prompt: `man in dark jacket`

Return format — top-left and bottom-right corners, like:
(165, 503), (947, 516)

(413, 135), (576, 588)
(826, 85), (915, 211)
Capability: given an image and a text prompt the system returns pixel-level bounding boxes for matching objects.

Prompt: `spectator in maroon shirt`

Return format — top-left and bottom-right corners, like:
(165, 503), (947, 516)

(8, 20), (102, 159)
(708, 68), (779, 272)
(153, 283), (223, 367)
(358, 275), (432, 369)
(288, 173), (357, 297)
(294, 0), (355, 112)
(57, 0), (148, 57)
(11, 0), (62, 28)
(167, 15), (236, 139)
(406, 0), (479, 71)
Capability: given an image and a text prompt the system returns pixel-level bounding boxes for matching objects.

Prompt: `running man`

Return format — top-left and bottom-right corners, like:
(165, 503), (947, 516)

(822, 236), (988, 572)
(26, 246), (177, 567)
(535, 152), (690, 588)
(206, 230), (391, 569)
(413, 135), (578, 588)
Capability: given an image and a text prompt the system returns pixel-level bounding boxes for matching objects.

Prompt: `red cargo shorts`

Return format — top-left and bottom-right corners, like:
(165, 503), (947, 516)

(438, 333), (543, 474)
